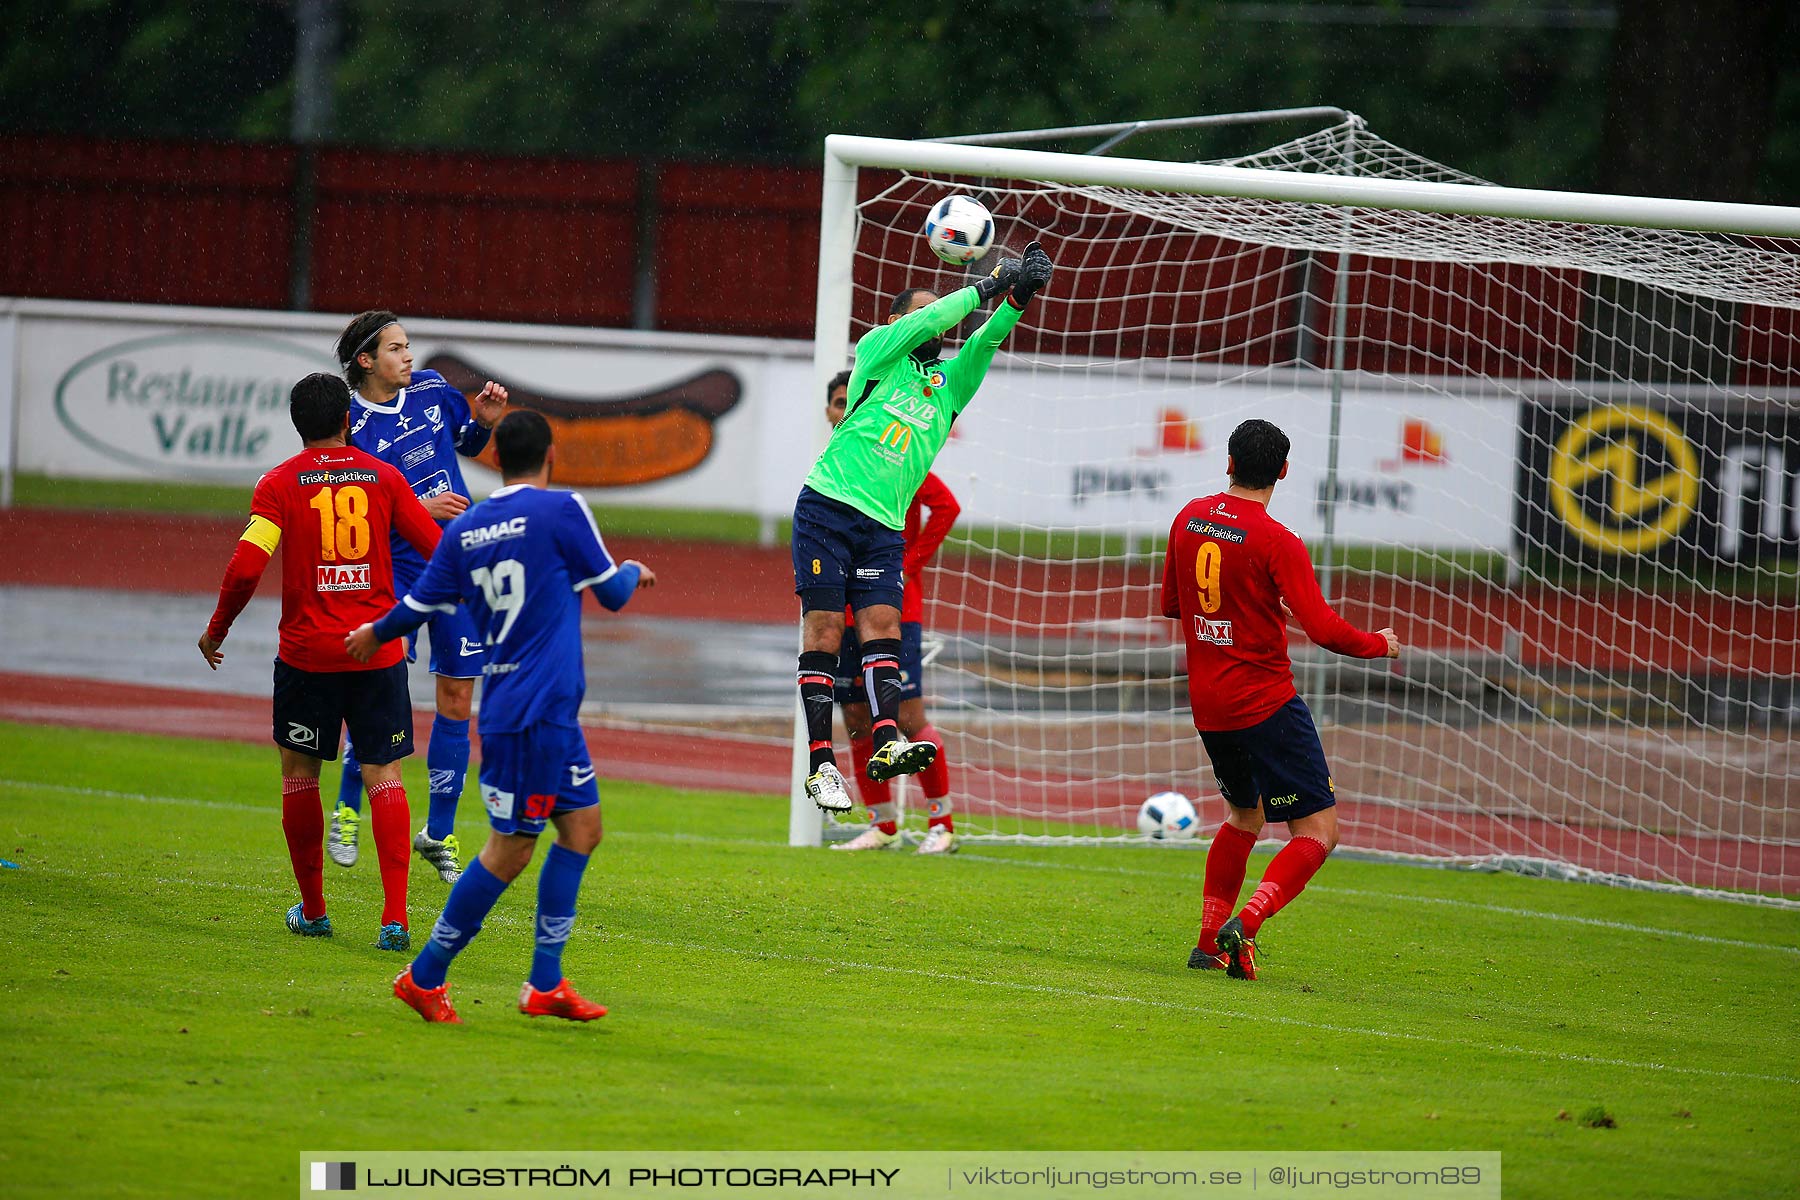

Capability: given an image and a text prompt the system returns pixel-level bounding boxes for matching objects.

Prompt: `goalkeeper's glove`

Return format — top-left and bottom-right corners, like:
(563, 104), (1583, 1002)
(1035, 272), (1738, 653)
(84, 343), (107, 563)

(973, 255), (1022, 303)
(1010, 240), (1053, 306)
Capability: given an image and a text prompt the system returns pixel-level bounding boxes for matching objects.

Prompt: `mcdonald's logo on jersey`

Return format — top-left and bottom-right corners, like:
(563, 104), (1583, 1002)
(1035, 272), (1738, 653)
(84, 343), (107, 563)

(878, 421), (913, 453)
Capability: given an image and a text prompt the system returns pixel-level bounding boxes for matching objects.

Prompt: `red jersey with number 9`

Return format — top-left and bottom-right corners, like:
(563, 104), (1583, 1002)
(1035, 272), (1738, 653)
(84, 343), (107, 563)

(248, 446), (441, 672)
(1161, 492), (1389, 731)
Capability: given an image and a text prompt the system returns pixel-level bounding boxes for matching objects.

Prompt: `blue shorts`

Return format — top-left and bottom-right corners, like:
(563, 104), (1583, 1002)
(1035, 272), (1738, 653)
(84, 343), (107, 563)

(393, 559), (486, 679)
(791, 486), (905, 613)
(1198, 696), (1336, 823)
(477, 723), (600, 837)
(835, 621), (924, 705)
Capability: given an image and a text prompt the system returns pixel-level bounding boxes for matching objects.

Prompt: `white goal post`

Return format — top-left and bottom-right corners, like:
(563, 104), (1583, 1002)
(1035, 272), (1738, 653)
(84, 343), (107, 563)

(790, 126), (1800, 903)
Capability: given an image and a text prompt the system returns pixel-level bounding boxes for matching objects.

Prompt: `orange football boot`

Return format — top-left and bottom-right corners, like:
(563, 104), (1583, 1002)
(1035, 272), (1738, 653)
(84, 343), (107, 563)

(394, 967), (462, 1024)
(519, 980), (608, 1021)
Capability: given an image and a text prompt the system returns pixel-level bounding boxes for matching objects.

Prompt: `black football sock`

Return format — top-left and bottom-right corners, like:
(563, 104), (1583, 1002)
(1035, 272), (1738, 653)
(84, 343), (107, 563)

(797, 650), (839, 773)
(860, 638), (904, 751)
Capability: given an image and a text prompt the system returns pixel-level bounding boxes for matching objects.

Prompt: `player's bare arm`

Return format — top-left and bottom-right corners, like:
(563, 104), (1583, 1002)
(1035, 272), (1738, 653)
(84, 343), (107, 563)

(470, 381), (509, 428)
(422, 492), (470, 520)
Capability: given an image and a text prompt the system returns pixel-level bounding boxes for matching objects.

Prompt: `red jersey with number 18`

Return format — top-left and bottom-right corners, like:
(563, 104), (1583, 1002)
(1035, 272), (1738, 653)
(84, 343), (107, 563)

(1160, 492), (1389, 732)
(212, 446), (441, 672)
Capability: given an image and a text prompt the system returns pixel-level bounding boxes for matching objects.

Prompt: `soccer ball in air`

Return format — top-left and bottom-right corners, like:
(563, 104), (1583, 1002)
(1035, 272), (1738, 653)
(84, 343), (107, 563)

(1137, 791), (1198, 841)
(923, 195), (996, 265)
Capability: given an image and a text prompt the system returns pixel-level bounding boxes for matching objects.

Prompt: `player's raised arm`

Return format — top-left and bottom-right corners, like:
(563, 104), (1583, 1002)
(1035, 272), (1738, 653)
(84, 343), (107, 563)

(1270, 531), (1397, 659)
(199, 481), (283, 669)
(439, 370), (507, 454)
(851, 263), (1020, 381)
(941, 241), (1052, 403)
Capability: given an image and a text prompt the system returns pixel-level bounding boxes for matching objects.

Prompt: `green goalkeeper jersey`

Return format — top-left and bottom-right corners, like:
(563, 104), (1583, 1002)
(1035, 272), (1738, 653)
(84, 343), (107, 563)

(805, 285), (1024, 530)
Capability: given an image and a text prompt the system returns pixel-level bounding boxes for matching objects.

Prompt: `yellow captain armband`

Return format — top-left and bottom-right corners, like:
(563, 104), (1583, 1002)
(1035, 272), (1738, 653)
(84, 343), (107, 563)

(240, 515), (282, 555)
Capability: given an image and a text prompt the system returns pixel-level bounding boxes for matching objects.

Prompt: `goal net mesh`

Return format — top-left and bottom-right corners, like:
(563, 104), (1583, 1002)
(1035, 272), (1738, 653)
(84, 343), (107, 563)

(829, 121), (1798, 900)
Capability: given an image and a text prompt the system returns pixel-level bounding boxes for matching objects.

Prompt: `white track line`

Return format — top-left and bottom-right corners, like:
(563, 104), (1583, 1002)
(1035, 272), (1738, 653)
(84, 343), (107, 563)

(8, 778), (1796, 958)
(1, 779), (270, 815)
(953, 852), (1800, 956)
(604, 932), (1799, 1087)
(13, 862), (1795, 1087)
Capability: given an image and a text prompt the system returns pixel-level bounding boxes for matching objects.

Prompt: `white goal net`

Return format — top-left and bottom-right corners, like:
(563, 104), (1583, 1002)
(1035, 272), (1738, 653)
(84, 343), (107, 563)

(800, 119), (1800, 902)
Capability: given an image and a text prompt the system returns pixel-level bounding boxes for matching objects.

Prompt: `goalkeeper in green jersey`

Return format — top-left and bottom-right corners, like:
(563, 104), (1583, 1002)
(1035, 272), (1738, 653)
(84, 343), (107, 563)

(792, 240), (1054, 812)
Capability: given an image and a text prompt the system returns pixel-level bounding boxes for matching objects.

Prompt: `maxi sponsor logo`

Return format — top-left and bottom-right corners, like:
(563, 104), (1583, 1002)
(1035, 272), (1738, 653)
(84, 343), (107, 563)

(317, 564), (371, 592)
(52, 332), (336, 477)
(1517, 399), (1798, 564)
(1194, 617), (1234, 645)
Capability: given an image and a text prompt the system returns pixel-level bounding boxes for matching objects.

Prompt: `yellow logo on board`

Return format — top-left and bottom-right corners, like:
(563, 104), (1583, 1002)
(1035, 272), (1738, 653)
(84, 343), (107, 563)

(1549, 404), (1699, 554)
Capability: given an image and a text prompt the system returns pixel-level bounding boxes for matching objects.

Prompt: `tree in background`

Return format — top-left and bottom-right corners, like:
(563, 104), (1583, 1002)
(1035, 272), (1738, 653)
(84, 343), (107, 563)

(0, 0), (1793, 201)
(1596, 0), (1792, 202)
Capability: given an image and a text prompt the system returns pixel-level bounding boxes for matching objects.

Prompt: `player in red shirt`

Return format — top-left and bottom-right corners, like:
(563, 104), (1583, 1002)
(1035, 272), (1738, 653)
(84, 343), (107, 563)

(198, 373), (442, 950)
(1160, 419), (1399, 980)
(819, 370), (963, 855)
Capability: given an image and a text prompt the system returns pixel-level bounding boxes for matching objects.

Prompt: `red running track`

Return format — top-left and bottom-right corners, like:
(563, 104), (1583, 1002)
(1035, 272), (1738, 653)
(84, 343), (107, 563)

(6, 507), (1792, 672)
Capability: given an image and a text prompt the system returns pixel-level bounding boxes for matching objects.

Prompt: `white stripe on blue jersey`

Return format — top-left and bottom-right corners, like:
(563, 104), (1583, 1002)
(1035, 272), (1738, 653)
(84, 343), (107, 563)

(348, 369), (493, 582)
(403, 485), (620, 735)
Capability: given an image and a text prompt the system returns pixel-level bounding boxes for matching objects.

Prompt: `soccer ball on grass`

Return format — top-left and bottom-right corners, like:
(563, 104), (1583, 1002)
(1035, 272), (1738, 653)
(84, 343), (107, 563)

(923, 195), (996, 265)
(1137, 791), (1197, 841)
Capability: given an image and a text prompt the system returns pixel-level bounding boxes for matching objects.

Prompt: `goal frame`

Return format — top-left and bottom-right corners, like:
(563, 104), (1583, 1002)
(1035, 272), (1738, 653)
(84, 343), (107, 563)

(789, 131), (1800, 848)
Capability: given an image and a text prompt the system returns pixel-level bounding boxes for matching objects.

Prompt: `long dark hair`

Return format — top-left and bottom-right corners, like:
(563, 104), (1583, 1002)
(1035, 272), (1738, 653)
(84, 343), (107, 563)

(336, 310), (401, 389)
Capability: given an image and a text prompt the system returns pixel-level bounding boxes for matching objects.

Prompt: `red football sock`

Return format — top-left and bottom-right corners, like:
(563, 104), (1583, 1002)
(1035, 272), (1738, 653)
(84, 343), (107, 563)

(366, 779), (411, 929)
(280, 777), (326, 920)
(1238, 835), (1331, 938)
(916, 724), (950, 805)
(1199, 821), (1256, 953)
(849, 734), (892, 810)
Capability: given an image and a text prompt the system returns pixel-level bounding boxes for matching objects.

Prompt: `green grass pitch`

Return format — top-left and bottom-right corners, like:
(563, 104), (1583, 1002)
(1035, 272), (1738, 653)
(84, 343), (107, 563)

(1, 721), (1796, 1199)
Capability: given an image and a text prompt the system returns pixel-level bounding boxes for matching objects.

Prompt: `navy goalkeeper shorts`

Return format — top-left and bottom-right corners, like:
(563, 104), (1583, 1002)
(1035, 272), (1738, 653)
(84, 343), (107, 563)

(791, 485), (904, 614)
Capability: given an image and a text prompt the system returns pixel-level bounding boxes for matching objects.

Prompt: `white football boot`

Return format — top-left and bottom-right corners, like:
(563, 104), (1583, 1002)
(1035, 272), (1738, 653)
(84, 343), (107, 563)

(326, 804), (360, 868)
(831, 825), (898, 852)
(412, 828), (463, 884)
(916, 826), (958, 855)
(805, 763), (854, 813)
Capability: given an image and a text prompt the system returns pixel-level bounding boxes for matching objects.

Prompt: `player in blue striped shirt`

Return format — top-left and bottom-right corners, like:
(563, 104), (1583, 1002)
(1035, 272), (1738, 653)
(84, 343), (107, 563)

(329, 310), (509, 885)
(347, 409), (655, 1023)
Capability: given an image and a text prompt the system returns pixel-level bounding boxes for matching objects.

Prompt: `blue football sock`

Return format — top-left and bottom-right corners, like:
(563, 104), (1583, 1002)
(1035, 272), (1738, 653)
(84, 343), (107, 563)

(425, 715), (471, 841)
(529, 842), (590, 992)
(410, 857), (508, 990)
(337, 734), (363, 814)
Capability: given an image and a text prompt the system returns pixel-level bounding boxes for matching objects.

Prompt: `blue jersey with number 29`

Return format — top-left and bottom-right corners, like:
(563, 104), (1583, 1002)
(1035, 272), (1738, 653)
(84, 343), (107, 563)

(398, 484), (641, 735)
